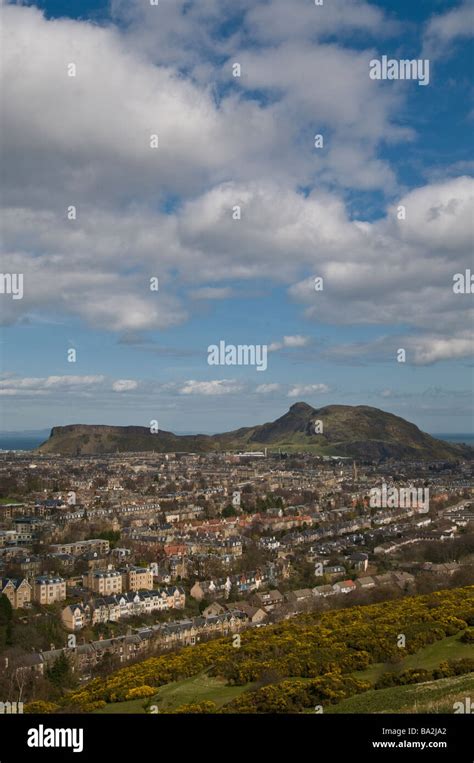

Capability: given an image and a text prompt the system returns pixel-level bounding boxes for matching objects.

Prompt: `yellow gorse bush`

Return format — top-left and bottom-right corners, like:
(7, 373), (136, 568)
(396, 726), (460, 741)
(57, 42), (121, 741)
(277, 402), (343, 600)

(125, 685), (156, 700)
(67, 586), (474, 709)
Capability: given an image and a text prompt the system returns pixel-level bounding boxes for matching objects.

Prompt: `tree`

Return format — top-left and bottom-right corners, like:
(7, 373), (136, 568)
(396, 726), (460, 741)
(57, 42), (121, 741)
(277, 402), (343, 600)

(451, 565), (474, 588)
(46, 652), (76, 690)
(0, 594), (13, 626)
(0, 594), (13, 647)
(92, 651), (120, 678)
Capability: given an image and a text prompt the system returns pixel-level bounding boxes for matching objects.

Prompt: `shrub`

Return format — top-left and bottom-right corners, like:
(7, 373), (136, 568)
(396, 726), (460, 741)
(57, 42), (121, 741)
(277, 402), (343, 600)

(125, 685), (156, 700)
(169, 701), (218, 714)
(24, 700), (59, 714)
(81, 701), (107, 712)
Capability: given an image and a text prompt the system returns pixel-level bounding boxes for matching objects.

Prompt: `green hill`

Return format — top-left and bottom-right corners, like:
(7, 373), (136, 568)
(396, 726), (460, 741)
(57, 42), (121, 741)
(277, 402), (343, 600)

(37, 402), (473, 460)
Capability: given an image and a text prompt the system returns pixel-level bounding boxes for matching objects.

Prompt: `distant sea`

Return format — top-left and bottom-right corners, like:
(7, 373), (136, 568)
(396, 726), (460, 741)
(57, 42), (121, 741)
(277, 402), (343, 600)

(0, 431), (473, 451)
(0, 432), (49, 451)
(432, 433), (474, 446)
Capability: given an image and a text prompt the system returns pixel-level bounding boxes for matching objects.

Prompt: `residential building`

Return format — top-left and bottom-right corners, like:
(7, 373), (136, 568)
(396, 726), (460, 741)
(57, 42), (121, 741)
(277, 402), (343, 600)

(121, 566), (154, 592)
(348, 552), (369, 572)
(355, 576), (376, 590)
(251, 589), (284, 612)
(49, 539), (110, 556)
(0, 577), (32, 608)
(61, 603), (91, 631)
(61, 586), (186, 630)
(33, 576), (66, 604)
(83, 570), (122, 595)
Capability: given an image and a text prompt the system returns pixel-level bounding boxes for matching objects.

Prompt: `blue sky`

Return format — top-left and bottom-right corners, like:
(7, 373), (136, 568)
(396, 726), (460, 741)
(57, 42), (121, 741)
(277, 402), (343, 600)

(1, 0), (473, 434)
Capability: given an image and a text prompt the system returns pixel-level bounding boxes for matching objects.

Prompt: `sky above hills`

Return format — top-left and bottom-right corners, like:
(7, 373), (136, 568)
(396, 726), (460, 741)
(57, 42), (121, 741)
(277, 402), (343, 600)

(1, 0), (473, 434)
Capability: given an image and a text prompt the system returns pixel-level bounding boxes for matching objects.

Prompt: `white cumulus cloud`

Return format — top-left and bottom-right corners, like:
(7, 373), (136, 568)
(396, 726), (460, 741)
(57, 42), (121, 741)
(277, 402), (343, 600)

(287, 384), (330, 397)
(269, 335), (310, 352)
(112, 379), (139, 392)
(179, 379), (244, 395)
(256, 383), (281, 394)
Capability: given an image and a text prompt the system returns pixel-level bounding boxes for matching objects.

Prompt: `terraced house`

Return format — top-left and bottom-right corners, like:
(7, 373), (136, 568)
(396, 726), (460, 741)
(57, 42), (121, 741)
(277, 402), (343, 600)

(190, 568), (270, 601)
(27, 611), (249, 675)
(158, 611), (248, 649)
(49, 539), (110, 556)
(61, 586), (186, 630)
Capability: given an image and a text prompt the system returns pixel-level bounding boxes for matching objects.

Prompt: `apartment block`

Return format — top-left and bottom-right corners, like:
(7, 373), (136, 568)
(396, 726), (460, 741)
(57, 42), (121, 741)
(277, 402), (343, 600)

(121, 566), (154, 592)
(83, 570), (122, 595)
(33, 576), (67, 604)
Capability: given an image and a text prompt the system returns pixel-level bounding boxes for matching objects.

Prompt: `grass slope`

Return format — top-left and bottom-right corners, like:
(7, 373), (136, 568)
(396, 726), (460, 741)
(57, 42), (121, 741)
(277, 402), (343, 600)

(324, 673), (474, 714)
(95, 672), (251, 714)
(96, 634), (474, 714)
(95, 634), (473, 714)
(352, 633), (474, 684)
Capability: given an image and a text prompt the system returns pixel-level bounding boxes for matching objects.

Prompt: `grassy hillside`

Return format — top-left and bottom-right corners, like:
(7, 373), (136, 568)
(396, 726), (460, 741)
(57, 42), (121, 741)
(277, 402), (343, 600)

(352, 632), (474, 684)
(91, 631), (474, 714)
(325, 673), (474, 714)
(53, 586), (473, 714)
(95, 672), (251, 714)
